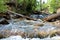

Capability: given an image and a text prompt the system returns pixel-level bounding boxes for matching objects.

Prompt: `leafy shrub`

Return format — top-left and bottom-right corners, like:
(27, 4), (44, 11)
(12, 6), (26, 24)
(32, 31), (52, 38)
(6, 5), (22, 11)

(0, 0), (8, 12)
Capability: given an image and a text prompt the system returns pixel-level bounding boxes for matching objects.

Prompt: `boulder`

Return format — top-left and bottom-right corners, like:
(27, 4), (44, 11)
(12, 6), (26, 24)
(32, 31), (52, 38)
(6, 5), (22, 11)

(27, 32), (35, 38)
(37, 31), (48, 39)
(0, 30), (26, 38)
(0, 18), (9, 25)
(0, 34), (4, 39)
(49, 30), (57, 37)
(0, 13), (11, 20)
(50, 20), (60, 27)
(34, 23), (44, 27)
(49, 30), (60, 37)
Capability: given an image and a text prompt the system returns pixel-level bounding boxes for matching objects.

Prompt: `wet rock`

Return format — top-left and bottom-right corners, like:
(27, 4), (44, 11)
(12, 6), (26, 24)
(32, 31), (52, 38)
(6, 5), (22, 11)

(0, 18), (9, 25)
(49, 30), (57, 37)
(37, 31), (48, 39)
(54, 20), (60, 27)
(16, 31), (26, 38)
(34, 23), (44, 26)
(0, 30), (26, 38)
(0, 12), (11, 20)
(27, 32), (35, 38)
(1, 30), (11, 38)
(25, 29), (39, 38)
(0, 30), (11, 39)
(57, 8), (60, 13)
(3, 13), (11, 20)
(0, 34), (5, 39)
(49, 30), (60, 37)
(50, 20), (60, 27)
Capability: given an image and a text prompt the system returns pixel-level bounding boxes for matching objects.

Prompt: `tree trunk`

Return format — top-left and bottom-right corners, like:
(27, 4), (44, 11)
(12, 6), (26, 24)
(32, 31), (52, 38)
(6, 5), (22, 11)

(7, 10), (37, 21)
(43, 13), (60, 21)
(40, 0), (42, 11)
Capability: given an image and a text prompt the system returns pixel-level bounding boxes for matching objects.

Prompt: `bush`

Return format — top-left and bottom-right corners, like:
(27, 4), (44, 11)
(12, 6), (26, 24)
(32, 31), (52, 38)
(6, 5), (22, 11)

(0, 0), (8, 12)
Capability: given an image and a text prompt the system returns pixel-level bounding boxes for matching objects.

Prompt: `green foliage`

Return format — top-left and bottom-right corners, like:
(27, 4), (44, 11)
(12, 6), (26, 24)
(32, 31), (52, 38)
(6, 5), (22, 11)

(42, 3), (48, 9)
(35, 0), (40, 11)
(0, 0), (8, 12)
(38, 0), (60, 14)
(17, 0), (37, 14)
(47, 0), (57, 14)
(1, 0), (60, 14)
(47, 0), (60, 14)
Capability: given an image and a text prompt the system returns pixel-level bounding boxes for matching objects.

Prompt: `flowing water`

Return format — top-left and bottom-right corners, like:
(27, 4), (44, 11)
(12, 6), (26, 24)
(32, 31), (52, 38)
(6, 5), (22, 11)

(1, 36), (60, 40)
(0, 14), (60, 40)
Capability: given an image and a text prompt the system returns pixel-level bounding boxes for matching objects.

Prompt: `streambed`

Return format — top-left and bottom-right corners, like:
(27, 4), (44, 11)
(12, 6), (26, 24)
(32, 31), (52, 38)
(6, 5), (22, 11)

(0, 14), (60, 40)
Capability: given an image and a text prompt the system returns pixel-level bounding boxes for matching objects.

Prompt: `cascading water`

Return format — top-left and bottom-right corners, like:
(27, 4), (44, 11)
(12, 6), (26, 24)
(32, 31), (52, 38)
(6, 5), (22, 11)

(0, 13), (60, 40)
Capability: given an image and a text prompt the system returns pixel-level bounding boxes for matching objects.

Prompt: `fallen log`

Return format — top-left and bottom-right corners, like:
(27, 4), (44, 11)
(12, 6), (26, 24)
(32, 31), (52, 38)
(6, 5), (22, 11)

(43, 13), (60, 21)
(7, 10), (37, 21)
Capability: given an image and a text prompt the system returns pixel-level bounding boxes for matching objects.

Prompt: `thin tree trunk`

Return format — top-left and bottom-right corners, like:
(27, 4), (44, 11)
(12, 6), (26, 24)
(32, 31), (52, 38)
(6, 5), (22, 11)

(7, 10), (37, 20)
(40, 0), (42, 11)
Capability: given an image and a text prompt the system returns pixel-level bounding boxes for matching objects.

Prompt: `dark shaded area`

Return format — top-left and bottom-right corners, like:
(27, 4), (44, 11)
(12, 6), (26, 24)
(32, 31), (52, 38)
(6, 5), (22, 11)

(0, 18), (9, 25)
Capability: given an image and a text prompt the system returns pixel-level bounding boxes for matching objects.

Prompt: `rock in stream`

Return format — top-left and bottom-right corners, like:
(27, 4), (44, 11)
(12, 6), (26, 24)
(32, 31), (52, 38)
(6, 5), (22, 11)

(0, 18), (9, 25)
